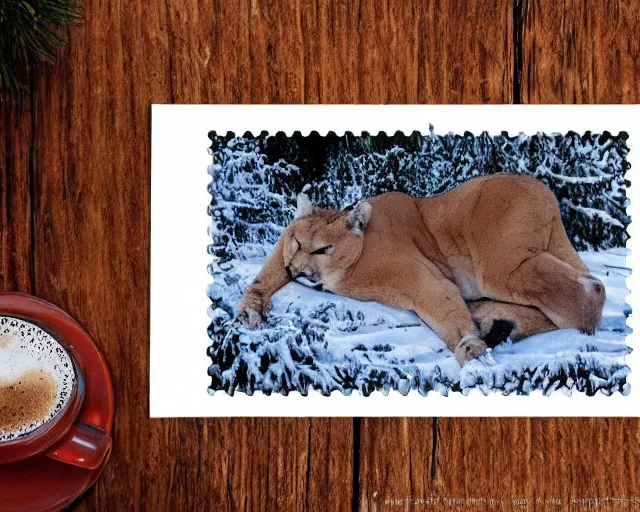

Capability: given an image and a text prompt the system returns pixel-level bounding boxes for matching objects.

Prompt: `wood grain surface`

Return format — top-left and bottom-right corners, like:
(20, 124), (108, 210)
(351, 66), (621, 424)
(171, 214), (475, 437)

(0, 0), (638, 511)
(521, 0), (640, 103)
(0, 99), (32, 294)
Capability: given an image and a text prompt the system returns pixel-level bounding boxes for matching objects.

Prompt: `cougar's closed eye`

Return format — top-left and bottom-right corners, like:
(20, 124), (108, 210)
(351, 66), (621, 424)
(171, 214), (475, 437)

(311, 245), (333, 255)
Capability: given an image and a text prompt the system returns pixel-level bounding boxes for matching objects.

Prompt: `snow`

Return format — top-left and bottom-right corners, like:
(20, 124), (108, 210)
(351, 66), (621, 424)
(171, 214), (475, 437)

(207, 249), (631, 397)
(563, 200), (625, 229)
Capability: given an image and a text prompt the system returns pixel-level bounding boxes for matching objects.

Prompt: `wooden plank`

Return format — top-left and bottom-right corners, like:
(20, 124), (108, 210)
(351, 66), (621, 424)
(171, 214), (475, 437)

(363, 2), (640, 509)
(436, 418), (640, 509)
(521, 0), (640, 103)
(358, 0), (513, 509)
(88, 417), (352, 510)
(0, 99), (33, 294)
(364, 417), (640, 509)
(422, 3), (640, 511)
(166, 0), (362, 104)
(166, 0), (513, 105)
(360, 418), (438, 511)
(28, 0), (352, 510)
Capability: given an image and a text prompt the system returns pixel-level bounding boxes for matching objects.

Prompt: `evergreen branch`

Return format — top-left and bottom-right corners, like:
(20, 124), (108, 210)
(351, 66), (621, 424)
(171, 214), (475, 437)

(562, 200), (625, 229)
(0, 0), (83, 96)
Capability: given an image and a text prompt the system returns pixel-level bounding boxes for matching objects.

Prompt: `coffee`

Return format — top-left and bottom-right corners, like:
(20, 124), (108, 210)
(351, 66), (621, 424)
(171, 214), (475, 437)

(0, 316), (76, 442)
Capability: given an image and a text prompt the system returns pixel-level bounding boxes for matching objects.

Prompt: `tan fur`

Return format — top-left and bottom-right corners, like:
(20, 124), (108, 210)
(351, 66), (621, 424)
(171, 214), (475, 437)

(237, 173), (605, 366)
(466, 300), (556, 341)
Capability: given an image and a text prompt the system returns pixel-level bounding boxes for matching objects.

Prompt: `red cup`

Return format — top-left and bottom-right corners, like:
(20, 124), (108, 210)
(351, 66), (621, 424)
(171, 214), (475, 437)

(0, 295), (112, 470)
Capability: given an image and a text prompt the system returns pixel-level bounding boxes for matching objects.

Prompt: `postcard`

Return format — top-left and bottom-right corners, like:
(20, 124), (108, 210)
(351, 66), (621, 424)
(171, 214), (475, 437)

(150, 105), (638, 416)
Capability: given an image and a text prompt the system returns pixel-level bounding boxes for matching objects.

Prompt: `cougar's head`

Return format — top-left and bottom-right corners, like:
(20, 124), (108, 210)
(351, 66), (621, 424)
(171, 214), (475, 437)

(282, 193), (372, 289)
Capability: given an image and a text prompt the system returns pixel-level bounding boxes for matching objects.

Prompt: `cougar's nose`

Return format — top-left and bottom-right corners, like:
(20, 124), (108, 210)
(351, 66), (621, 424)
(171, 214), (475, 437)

(301, 271), (319, 283)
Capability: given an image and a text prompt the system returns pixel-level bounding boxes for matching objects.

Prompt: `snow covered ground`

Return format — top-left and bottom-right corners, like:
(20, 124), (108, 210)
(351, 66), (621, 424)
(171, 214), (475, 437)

(207, 248), (631, 396)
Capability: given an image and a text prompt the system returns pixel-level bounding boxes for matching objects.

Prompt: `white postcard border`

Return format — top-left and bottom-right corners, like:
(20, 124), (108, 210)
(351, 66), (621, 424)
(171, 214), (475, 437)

(150, 105), (639, 417)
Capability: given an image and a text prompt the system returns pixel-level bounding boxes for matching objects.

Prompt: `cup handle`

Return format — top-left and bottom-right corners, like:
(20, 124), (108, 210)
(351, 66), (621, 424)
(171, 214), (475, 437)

(45, 421), (112, 470)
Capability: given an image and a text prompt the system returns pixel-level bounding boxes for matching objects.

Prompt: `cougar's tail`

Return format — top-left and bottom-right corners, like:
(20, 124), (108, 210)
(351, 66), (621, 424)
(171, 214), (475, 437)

(467, 299), (557, 347)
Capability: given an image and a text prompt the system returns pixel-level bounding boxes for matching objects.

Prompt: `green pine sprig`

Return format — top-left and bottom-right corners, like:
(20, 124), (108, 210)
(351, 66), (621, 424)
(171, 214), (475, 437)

(0, 0), (82, 97)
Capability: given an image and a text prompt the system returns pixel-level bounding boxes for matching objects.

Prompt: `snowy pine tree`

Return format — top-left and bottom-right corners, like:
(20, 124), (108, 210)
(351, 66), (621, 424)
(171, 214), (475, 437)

(207, 135), (299, 265)
(208, 130), (629, 252)
(206, 135), (301, 359)
(528, 131), (629, 250)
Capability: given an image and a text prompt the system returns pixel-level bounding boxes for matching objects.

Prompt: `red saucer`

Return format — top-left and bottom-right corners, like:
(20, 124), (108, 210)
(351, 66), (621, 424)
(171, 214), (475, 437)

(0, 293), (115, 512)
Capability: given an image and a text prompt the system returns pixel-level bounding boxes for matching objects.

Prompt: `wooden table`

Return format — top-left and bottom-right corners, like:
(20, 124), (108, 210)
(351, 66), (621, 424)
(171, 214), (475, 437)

(1, 1), (639, 510)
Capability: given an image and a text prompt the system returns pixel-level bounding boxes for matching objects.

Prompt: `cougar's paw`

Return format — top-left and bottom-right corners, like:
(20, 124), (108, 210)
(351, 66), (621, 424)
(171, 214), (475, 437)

(235, 306), (265, 330)
(454, 336), (488, 367)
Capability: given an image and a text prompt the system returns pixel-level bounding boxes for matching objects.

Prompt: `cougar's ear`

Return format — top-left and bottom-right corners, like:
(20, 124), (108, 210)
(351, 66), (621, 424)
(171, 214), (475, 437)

(296, 193), (314, 218)
(346, 201), (372, 235)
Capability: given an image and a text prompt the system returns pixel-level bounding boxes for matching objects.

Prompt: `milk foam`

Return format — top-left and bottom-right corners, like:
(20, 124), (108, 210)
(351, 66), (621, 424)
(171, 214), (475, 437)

(0, 316), (75, 442)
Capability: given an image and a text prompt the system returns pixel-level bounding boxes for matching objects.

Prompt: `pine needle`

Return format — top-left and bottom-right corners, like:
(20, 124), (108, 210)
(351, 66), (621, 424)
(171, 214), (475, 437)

(0, 0), (82, 97)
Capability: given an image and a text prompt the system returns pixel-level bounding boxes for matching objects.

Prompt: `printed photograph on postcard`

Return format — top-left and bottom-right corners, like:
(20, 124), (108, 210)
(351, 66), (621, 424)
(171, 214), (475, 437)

(150, 106), (638, 417)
